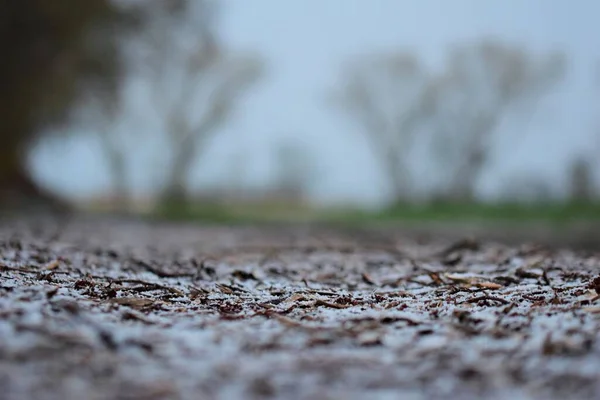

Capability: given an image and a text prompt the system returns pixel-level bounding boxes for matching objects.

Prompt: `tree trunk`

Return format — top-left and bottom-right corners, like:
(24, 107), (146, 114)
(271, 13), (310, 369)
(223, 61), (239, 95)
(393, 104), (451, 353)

(99, 136), (130, 211)
(160, 137), (197, 207)
(109, 153), (130, 211)
(383, 149), (413, 206)
(444, 129), (488, 203)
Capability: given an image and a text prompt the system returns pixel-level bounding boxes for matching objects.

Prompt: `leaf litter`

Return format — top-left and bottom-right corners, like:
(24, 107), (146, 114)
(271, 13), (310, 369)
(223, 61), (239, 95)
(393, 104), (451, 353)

(0, 215), (599, 399)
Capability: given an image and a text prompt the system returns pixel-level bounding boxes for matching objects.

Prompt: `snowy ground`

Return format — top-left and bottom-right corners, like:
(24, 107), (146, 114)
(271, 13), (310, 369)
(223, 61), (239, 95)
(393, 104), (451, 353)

(0, 214), (599, 399)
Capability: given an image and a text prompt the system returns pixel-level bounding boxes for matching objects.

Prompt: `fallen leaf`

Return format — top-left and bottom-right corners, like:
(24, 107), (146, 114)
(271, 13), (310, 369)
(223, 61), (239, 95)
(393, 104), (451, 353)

(476, 282), (503, 290)
(285, 293), (306, 303)
(357, 331), (383, 346)
(362, 273), (377, 285)
(110, 297), (155, 309)
(44, 260), (60, 270)
(314, 299), (349, 309)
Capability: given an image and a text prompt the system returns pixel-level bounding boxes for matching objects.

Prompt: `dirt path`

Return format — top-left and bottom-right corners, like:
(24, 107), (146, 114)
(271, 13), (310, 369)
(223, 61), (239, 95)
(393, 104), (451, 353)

(0, 214), (599, 399)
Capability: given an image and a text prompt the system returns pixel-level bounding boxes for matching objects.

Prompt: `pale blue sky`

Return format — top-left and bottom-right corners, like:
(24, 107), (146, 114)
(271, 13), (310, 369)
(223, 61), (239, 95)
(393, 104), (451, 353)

(32, 0), (600, 206)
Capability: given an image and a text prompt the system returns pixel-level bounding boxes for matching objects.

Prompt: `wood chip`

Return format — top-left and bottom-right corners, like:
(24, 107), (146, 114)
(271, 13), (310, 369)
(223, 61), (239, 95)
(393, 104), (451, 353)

(476, 282), (503, 290)
(285, 293), (306, 303)
(44, 260), (61, 270)
(314, 299), (349, 309)
(110, 297), (155, 309)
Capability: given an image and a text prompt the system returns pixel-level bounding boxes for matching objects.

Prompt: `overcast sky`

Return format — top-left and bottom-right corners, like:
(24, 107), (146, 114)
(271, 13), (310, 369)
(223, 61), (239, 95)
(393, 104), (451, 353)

(32, 0), (600, 207)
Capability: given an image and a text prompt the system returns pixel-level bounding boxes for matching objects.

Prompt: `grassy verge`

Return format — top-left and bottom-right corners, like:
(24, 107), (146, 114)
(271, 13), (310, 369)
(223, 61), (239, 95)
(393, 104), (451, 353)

(151, 200), (600, 227)
(330, 201), (600, 224)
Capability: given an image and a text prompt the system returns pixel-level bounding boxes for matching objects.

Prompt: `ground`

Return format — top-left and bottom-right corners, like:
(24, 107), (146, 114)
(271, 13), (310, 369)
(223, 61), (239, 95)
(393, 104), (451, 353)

(1, 213), (599, 399)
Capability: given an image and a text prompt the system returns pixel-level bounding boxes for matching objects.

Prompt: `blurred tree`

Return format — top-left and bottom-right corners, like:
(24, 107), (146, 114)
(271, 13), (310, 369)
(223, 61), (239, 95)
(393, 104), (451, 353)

(594, 61), (600, 184)
(272, 138), (316, 201)
(499, 174), (554, 203)
(332, 52), (436, 204)
(568, 157), (594, 202)
(76, 84), (135, 210)
(135, 0), (263, 206)
(223, 147), (250, 201)
(430, 40), (566, 201)
(0, 0), (133, 209)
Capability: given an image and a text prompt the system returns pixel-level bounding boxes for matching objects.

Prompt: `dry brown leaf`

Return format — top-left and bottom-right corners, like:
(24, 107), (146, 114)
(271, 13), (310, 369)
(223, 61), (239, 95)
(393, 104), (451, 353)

(362, 273), (377, 285)
(476, 282), (503, 290)
(285, 293), (307, 303)
(269, 313), (308, 328)
(44, 260), (60, 270)
(314, 299), (349, 309)
(216, 284), (234, 295)
(429, 272), (444, 285)
(445, 274), (472, 284)
(110, 297), (155, 309)
(357, 331), (382, 346)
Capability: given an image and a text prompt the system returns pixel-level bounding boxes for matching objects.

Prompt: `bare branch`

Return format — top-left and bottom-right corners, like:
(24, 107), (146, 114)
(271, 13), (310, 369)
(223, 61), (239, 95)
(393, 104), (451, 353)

(134, 1), (264, 204)
(331, 51), (434, 201)
(430, 40), (566, 201)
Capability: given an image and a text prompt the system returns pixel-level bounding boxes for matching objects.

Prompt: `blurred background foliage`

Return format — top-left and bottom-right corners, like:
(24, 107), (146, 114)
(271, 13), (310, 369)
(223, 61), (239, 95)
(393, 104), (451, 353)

(0, 0), (129, 207)
(1, 0), (599, 243)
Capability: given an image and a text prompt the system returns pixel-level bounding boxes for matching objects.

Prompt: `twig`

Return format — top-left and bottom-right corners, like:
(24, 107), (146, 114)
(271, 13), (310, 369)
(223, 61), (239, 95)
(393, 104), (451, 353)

(462, 295), (510, 305)
(314, 299), (349, 309)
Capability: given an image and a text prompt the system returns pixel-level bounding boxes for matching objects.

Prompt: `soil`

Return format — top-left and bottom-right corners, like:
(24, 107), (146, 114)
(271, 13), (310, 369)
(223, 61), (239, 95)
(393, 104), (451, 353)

(1, 213), (599, 400)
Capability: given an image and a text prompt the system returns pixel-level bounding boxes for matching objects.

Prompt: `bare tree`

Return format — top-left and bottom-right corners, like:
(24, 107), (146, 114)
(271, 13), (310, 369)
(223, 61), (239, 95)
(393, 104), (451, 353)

(76, 84), (138, 210)
(430, 40), (566, 201)
(593, 61), (600, 178)
(272, 138), (316, 201)
(138, 0), (263, 205)
(568, 156), (594, 202)
(71, 2), (172, 211)
(0, 0), (135, 210)
(499, 174), (554, 203)
(331, 52), (436, 204)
